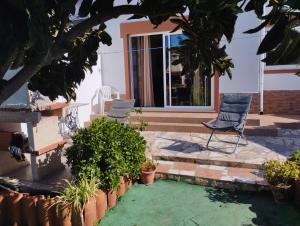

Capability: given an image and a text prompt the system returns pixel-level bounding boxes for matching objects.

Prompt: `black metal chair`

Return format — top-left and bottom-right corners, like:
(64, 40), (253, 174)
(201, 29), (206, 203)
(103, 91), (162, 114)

(202, 94), (253, 153)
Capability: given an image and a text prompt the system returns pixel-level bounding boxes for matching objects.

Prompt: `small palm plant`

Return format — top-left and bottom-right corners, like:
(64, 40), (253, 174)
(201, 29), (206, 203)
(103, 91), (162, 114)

(54, 174), (99, 224)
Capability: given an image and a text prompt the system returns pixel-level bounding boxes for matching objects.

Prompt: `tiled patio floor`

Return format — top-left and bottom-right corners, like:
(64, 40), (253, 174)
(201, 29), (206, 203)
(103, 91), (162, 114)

(143, 130), (300, 168)
(2, 129), (300, 193)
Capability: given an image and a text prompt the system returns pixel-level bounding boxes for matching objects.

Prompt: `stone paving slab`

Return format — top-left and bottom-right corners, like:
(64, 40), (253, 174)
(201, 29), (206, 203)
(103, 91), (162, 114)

(156, 160), (268, 191)
(143, 130), (300, 169)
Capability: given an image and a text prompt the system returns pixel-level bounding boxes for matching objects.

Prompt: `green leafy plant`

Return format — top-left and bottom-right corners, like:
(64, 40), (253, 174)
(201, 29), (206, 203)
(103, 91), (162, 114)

(66, 118), (146, 190)
(53, 174), (99, 224)
(263, 160), (299, 187)
(55, 174), (99, 211)
(289, 150), (300, 166)
(129, 108), (148, 132)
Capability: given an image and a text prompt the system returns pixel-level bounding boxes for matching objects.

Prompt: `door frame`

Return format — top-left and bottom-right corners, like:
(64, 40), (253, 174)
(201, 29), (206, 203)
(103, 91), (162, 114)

(120, 20), (219, 112)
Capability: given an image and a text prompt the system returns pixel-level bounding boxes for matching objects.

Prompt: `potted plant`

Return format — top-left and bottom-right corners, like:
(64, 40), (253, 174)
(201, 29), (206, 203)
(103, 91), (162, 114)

(66, 118), (147, 208)
(288, 150), (300, 204)
(263, 160), (299, 204)
(55, 175), (99, 226)
(95, 189), (107, 220)
(141, 159), (157, 185)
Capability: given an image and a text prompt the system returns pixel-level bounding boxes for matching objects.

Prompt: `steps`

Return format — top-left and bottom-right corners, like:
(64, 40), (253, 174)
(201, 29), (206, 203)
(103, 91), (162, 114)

(88, 112), (300, 137)
(155, 160), (268, 191)
(130, 121), (278, 136)
(129, 112), (260, 126)
(153, 152), (262, 170)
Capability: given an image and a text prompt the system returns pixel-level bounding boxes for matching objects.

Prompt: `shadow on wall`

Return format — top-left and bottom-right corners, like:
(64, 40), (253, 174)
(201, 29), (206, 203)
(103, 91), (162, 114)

(204, 187), (300, 226)
(36, 146), (65, 181)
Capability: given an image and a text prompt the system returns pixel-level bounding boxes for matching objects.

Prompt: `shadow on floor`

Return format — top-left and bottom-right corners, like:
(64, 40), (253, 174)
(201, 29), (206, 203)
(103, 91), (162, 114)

(205, 187), (300, 226)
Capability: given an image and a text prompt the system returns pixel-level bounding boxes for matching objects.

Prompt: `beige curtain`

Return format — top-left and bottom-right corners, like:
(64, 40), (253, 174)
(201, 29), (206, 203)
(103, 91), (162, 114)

(192, 68), (205, 106)
(141, 36), (154, 107)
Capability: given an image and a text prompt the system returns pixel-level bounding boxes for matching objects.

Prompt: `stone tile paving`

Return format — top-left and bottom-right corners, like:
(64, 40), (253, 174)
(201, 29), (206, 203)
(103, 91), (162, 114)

(143, 129), (300, 168)
(155, 160), (267, 191)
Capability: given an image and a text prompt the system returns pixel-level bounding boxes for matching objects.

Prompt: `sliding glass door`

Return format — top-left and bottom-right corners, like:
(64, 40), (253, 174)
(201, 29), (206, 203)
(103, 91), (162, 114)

(129, 33), (212, 109)
(164, 33), (212, 108)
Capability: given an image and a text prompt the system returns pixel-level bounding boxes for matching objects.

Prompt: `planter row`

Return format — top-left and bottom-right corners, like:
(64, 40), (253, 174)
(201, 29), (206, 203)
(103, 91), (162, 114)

(0, 176), (132, 226)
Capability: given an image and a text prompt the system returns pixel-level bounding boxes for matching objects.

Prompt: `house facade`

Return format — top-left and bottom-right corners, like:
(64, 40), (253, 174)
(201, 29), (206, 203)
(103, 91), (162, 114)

(72, 0), (300, 126)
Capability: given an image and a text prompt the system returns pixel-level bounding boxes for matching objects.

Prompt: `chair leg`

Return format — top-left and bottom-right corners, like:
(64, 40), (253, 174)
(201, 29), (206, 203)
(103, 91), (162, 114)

(233, 134), (242, 153)
(206, 130), (214, 149)
(242, 133), (248, 145)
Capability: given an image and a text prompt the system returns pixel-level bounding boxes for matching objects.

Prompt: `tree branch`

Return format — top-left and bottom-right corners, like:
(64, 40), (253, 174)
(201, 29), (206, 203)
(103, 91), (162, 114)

(0, 52), (51, 104)
(57, 5), (179, 50)
(0, 4), (181, 104)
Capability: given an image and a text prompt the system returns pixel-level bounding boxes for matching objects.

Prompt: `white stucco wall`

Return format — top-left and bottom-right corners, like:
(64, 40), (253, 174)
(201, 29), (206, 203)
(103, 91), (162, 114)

(98, 16), (128, 95)
(264, 74), (300, 90)
(219, 12), (261, 94)
(73, 58), (102, 126)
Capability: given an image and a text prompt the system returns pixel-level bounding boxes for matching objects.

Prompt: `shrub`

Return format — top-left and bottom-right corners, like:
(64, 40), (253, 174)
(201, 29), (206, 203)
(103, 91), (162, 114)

(289, 150), (300, 166)
(262, 160), (299, 186)
(66, 118), (146, 190)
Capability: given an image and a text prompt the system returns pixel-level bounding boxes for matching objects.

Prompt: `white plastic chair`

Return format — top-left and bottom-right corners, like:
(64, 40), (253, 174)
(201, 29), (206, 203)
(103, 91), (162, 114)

(91, 86), (120, 115)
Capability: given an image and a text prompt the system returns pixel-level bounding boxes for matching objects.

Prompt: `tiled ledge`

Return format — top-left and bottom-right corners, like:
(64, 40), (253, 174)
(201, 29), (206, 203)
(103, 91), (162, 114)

(155, 160), (269, 192)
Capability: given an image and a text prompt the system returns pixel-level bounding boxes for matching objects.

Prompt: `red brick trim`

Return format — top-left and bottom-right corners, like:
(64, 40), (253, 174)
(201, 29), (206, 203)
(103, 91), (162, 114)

(34, 140), (67, 156)
(264, 69), (299, 74)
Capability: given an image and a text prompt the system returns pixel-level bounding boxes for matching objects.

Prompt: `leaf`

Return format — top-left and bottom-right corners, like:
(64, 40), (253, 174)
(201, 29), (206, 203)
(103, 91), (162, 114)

(128, 15), (145, 20)
(244, 0), (255, 12)
(257, 16), (288, 54)
(286, 0), (300, 9)
(244, 19), (269, 34)
(79, 0), (93, 17)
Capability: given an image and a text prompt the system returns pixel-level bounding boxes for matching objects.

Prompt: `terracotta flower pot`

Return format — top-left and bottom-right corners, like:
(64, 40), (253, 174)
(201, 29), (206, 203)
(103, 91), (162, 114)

(118, 176), (126, 197)
(107, 190), (117, 209)
(37, 196), (53, 226)
(0, 191), (9, 225)
(71, 208), (84, 226)
(95, 189), (107, 220)
(84, 197), (97, 226)
(48, 197), (59, 226)
(294, 175), (300, 205)
(57, 204), (72, 226)
(7, 192), (24, 226)
(270, 184), (293, 204)
(141, 167), (156, 185)
(124, 177), (132, 190)
(22, 195), (38, 226)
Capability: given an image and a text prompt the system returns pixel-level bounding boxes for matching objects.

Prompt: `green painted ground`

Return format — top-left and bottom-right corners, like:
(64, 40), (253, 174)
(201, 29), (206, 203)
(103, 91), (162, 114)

(100, 180), (300, 226)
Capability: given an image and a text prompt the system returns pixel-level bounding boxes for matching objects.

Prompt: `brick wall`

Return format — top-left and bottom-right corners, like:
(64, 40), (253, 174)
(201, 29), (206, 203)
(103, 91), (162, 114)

(263, 90), (300, 114)
(220, 90), (300, 114)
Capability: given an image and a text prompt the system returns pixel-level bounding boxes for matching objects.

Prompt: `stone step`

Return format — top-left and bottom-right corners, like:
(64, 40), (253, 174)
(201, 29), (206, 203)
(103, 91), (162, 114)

(155, 160), (268, 191)
(129, 112), (260, 126)
(153, 153), (262, 170)
(131, 122), (278, 136)
(90, 112), (261, 126)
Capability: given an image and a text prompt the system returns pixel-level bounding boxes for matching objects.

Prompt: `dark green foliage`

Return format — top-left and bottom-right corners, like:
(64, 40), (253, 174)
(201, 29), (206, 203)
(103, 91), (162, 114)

(170, 0), (242, 79)
(1, 0), (300, 104)
(66, 118), (146, 190)
(289, 150), (300, 166)
(244, 0), (300, 68)
(29, 28), (111, 101)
